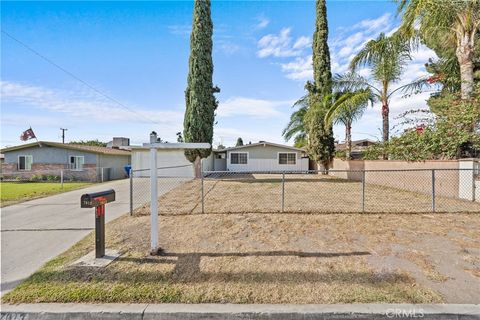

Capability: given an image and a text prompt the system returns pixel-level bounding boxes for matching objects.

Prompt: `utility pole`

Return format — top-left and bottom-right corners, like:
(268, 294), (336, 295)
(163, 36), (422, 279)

(60, 128), (68, 144)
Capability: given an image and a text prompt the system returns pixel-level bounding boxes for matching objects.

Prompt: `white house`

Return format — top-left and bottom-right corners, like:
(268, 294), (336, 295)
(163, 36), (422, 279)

(131, 141), (309, 175)
(204, 141), (309, 172)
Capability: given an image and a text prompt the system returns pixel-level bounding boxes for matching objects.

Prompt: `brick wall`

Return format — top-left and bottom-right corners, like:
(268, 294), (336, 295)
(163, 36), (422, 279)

(1, 163), (99, 182)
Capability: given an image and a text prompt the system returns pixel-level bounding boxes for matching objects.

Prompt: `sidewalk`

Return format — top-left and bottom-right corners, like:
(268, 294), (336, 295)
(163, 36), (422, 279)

(1, 303), (479, 319)
(1, 178), (151, 294)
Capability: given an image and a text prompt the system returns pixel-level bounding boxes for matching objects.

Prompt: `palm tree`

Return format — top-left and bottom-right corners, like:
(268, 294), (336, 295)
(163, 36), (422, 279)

(282, 96), (309, 148)
(324, 90), (373, 159)
(303, 92), (373, 168)
(335, 33), (412, 147)
(395, 0), (480, 100)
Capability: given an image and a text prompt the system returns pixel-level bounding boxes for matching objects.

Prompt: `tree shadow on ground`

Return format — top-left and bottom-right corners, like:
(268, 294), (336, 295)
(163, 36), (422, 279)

(23, 250), (418, 287)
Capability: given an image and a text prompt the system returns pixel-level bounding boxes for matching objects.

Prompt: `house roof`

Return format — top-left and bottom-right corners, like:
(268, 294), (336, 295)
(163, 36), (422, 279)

(216, 141), (305, 153)
(0, 141), (131, 156)
(335, 139), (377, 151)
(131, 142), (211, 150)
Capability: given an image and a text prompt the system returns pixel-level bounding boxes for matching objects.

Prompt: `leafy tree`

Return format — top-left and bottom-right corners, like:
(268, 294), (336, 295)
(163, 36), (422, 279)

(324, 89), (373, 159)
(395, 0), (480, 100)
(335, 33), (412, 150)
(183, 0), (220, 177)
(235, 137), (244, 147)
(305, 0), (335, 170)
(70, 139), (107, 147)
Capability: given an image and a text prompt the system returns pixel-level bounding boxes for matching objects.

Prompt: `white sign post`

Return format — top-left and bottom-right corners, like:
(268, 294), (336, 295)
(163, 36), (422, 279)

(149, 146), (158, 252)
(144, 133), (210, 255)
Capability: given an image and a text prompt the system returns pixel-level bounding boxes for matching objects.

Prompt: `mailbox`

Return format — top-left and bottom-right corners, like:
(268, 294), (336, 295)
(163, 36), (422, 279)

(80, 189), (115, 258)
(81, 189), (115, 208)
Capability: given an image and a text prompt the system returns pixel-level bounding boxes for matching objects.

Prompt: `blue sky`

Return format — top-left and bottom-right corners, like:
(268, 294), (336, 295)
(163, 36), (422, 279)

(1, 1), (436, 148)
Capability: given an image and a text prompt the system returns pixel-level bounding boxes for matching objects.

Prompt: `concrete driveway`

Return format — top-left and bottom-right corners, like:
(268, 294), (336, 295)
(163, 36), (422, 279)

(1, 178), (167, 294)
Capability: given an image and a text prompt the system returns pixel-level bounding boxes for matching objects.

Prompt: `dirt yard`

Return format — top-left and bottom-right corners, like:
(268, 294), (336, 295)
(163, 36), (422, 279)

(4, 212), (479, 304)
(148, 174), (480, 214)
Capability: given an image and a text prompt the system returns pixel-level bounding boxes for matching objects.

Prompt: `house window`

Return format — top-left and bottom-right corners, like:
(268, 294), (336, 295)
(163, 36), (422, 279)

(70, 156), (84, 170)
(18, 155), (33, 171)
(230, 152), (247, 164)
(279, 153), (296, 165)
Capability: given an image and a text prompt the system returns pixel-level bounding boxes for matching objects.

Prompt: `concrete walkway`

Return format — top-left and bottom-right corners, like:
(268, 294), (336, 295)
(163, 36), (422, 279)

(1, 303), (479, 319)
(1, 178), (153, 294)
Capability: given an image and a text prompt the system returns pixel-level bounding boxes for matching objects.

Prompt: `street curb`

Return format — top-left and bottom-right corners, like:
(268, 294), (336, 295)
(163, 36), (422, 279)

(1, 303), (479, 320)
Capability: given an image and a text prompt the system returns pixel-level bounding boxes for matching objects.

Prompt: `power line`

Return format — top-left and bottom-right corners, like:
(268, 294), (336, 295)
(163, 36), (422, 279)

(1, 29), (159, 126)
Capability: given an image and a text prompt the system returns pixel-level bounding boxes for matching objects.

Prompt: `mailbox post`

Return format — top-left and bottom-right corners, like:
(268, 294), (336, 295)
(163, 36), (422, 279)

(81, 189), (115, 258)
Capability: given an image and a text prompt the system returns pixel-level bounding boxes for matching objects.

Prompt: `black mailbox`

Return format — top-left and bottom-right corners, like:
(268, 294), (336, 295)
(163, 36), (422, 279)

(81, 189), (115, 208)
(80, 189), (116, 258)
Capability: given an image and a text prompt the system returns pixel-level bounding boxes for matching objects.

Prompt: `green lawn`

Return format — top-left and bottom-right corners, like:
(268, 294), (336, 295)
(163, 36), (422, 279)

(0, 182), (92, 207)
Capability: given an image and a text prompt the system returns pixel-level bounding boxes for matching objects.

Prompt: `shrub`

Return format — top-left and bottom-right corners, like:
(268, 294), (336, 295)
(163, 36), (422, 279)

(363, 98), (479, 161)
(30, 174), (45, 182)
(46, 175), (60, 182)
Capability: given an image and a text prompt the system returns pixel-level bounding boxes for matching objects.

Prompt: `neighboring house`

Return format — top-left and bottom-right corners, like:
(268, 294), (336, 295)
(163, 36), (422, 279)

(0, 141), (131, 181)
(205, 141), (309, 172)
(335, 139), (377, 159)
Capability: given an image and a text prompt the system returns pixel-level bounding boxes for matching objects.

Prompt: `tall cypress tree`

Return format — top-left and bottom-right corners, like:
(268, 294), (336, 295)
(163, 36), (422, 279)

(312, 0), (332, 96)
(306, 0), (335, 170)
(183, 0), (219, 175)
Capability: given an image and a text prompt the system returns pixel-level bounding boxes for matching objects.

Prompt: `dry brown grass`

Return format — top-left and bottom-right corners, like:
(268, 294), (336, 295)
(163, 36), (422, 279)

(4, 212), (479, 304)
(142, 174), (480, 215)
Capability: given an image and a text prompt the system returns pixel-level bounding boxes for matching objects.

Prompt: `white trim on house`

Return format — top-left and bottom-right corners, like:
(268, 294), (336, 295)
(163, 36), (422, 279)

(69, 155), (85, 171)
(230, 152), (249, 165)
(277, 152), (297, 165)
(18, 155), (33, 171)
(222, 141), (304, 153)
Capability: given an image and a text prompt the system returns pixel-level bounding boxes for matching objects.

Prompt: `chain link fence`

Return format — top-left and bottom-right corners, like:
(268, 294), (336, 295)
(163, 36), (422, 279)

(129, 165), (195, 215)
(131, 168), (480, 215)
(0, 167), (114, 183)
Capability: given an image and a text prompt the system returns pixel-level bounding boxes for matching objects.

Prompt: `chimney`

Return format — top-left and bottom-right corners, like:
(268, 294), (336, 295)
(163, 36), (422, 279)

(150, 131), (158, 144)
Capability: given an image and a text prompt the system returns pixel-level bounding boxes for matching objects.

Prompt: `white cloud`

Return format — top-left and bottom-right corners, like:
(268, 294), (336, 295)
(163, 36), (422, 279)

(217, 97), (293, 118)
(218, 41), (241, 55)
(255, 17), (270, 29)
(257, 28), (310, 58)
(167, 24), (191, 36)
(354, 13), (392, 34)
(0, 81), (184, 126)
(281, 55), (313, 81)
(293, 36), (311, 50)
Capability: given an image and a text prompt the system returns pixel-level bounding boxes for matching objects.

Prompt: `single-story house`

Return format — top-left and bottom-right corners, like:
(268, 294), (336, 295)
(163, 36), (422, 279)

(204, 141), (309, 172)
(131, 141), (309, 177)
(131, 144), (196, 177)
(0, 141), (131, 181)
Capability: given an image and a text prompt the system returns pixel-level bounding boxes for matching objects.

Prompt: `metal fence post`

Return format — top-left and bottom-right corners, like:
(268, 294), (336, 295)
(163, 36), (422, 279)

(129, 168), (133, 216)
(201, 168), (205, 214)
(281, 172), (285, 212)
(362, 170), (366, 213)
(101, 167), (104, 183)
(432, 169), (436, 213)
(60, 169), (64, 189)
(473, 167), (477, 202)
